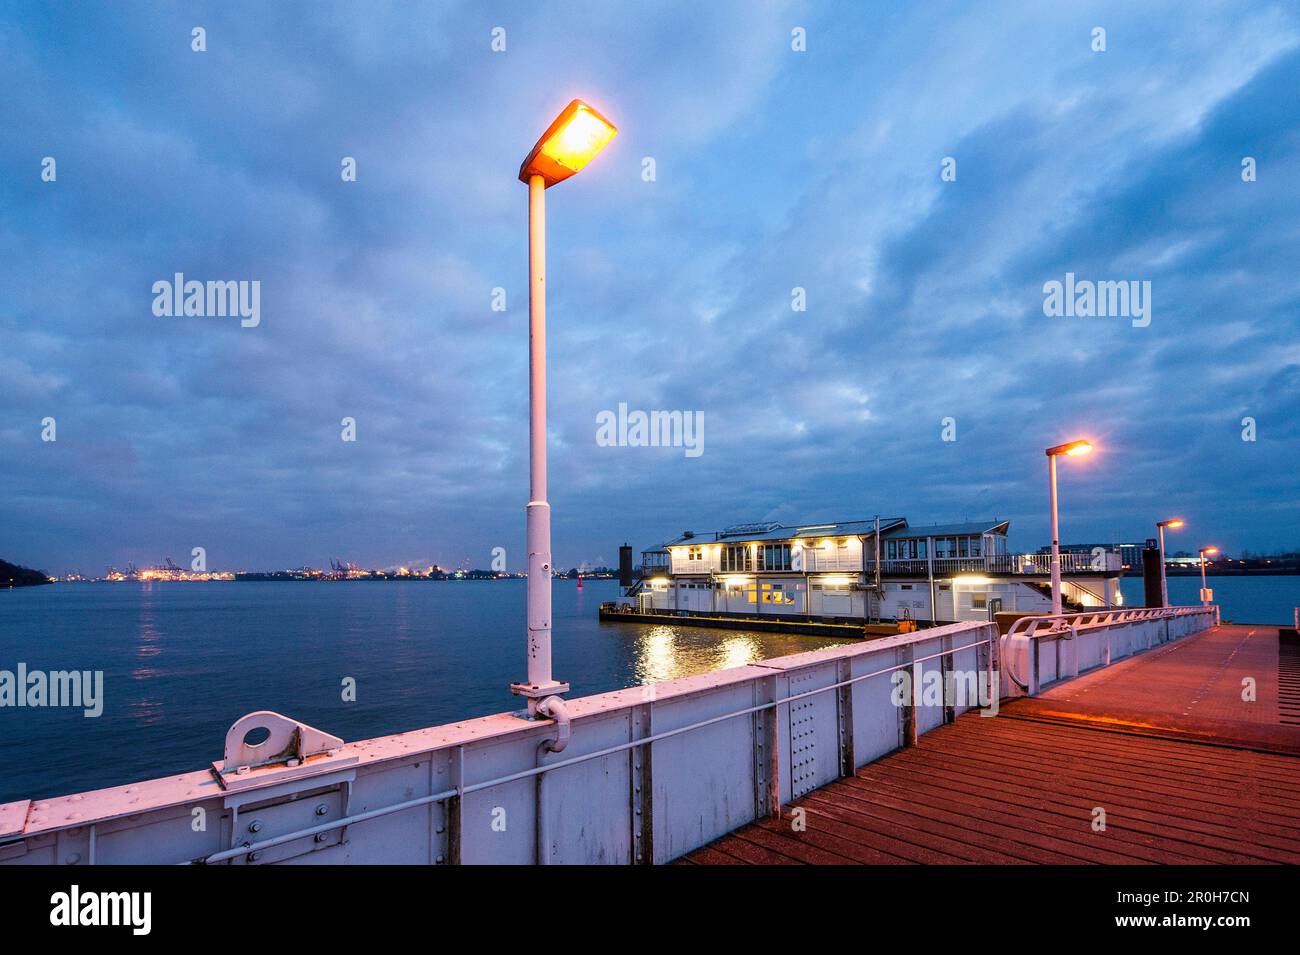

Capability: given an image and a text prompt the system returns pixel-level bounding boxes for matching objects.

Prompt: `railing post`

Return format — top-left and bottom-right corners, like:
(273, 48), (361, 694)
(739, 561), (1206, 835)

(630, 703), (653, 864)
(1028, 637), (1041, 696)
(448, 745), (464, 865)
(941, 634), (955, 724)
(900, 644), (917, 746)
(977, 627), (994, 710)
(753, 675), (780, 818)
(837, 657), (856, 776)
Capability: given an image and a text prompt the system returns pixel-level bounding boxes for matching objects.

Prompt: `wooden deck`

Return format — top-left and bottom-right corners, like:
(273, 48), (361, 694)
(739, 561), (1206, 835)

(682, 625), (1300, 865)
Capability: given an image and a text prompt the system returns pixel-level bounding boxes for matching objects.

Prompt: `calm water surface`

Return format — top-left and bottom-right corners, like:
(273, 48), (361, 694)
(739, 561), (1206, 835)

(0, 579), (850, 803)
(1118, 574), (1299, 625)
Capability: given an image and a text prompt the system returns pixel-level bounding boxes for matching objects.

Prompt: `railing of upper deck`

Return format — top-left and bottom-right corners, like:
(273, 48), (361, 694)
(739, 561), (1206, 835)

(864, 551), (1122, 576)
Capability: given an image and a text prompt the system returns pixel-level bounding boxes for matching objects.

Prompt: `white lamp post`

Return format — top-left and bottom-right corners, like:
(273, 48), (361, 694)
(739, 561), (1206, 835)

(1155, 519), (1184, 607)
(1044, 439), (1092, 616)
(510, 100), (617, 715)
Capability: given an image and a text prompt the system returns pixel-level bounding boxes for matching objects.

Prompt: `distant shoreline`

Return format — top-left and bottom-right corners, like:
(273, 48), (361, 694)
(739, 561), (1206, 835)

(42, 574), (619, 584)
(1124, 569), (1300, 577)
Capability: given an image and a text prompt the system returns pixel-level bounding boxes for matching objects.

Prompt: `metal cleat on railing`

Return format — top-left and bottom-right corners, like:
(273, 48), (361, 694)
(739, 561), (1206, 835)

(212, 710), (357, 792)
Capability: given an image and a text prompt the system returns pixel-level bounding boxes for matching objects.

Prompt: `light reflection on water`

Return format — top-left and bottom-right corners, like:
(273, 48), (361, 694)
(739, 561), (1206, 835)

(0, 578), (852, 802)
(631, 626), (784, 684)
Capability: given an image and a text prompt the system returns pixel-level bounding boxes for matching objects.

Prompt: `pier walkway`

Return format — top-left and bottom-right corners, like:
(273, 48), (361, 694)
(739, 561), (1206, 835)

(682, 624), (1300, 864)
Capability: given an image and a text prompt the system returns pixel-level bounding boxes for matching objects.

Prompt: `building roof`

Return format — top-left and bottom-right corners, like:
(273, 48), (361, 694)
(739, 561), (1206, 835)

(663, 517), (1008, 548)
(664, 518), (907, 548)
(883, 520), (1008, 539)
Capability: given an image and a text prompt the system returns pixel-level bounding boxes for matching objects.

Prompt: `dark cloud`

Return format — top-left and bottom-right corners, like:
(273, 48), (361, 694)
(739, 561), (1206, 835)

(1, 1), (1298, 577)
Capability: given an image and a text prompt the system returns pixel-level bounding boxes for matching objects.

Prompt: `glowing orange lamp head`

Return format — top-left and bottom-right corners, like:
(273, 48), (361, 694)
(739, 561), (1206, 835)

(519, 100), (618, 188)
(1200, 546), (1218, 556)
(1159, 519), (1185, 529)
(1046, 439), (1093, 457)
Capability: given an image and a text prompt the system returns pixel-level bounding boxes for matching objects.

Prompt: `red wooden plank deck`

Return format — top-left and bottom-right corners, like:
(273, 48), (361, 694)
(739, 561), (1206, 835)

(681, 625), (1300, 865)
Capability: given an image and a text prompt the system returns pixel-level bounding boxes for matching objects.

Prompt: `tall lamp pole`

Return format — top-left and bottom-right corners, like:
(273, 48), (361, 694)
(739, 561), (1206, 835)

(1155, 518), (1184, 607)
(511, 100), (617, 715)
(1044, 439), (1092, 615)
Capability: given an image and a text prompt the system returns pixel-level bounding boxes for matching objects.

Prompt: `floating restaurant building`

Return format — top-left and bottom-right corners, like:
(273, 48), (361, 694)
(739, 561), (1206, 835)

(634, 518), (1124, 625)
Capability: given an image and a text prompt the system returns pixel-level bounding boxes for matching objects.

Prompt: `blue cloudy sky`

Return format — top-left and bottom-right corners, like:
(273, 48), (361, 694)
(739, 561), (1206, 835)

(2, 0), (1298, 574)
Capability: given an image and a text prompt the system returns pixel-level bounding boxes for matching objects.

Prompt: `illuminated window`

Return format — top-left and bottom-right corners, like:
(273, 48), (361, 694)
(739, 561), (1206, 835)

(722, 545), (753, 572)
(760, 543), (791, 571)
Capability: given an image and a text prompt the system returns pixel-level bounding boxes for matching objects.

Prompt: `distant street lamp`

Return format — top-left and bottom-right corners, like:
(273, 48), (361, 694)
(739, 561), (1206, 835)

(1198, 546), (1218, 607)
(1156, 519), (1184, 608)
(1045, 439), (1092, 615)
(510, 100), (617, 716)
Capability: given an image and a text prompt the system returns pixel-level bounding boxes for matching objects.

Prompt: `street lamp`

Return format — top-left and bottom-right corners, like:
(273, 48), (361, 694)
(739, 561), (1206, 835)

(1045, 439), (1092, 615)
(1155, 518), (1184, 608)
(1198, 546), (1218, 607)
(510, 100), (617, 716)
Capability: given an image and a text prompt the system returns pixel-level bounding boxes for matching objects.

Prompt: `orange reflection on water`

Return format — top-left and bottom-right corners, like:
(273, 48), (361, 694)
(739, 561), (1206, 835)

(631, 626), (780, 686)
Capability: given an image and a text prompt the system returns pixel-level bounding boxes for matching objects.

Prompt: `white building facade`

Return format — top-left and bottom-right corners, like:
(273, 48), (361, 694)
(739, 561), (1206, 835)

(636, 518), (1123, 625)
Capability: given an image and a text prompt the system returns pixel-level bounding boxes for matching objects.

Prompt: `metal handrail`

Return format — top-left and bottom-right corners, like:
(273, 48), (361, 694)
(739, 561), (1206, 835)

(1005, 604), (1214, 640)
(199, 625), (998, 865)
(1001, 605), (1216, 691)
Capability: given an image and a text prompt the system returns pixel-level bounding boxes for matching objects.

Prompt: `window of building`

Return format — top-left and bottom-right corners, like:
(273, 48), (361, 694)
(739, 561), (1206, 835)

(721, 545), (753, 573)
(971, 593), (988, 610)
(760, 543), (791, 572)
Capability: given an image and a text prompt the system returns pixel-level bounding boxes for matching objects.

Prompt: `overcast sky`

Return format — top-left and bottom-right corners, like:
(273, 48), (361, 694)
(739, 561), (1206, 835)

(2, 1), (1298, 574)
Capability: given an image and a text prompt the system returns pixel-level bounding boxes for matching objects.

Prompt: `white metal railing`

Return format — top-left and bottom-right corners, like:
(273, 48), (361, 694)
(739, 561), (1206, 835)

(800, 551), (861, 572)
(1002, 605), (1218, 695)
(200, 628), (998, 866)
(863, 552), (1121, 575)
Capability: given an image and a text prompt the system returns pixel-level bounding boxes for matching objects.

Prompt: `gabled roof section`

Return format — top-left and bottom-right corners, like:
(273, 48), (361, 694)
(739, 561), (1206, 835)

(883, 520), (1009, 539)
(664, 517), (908, 548)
